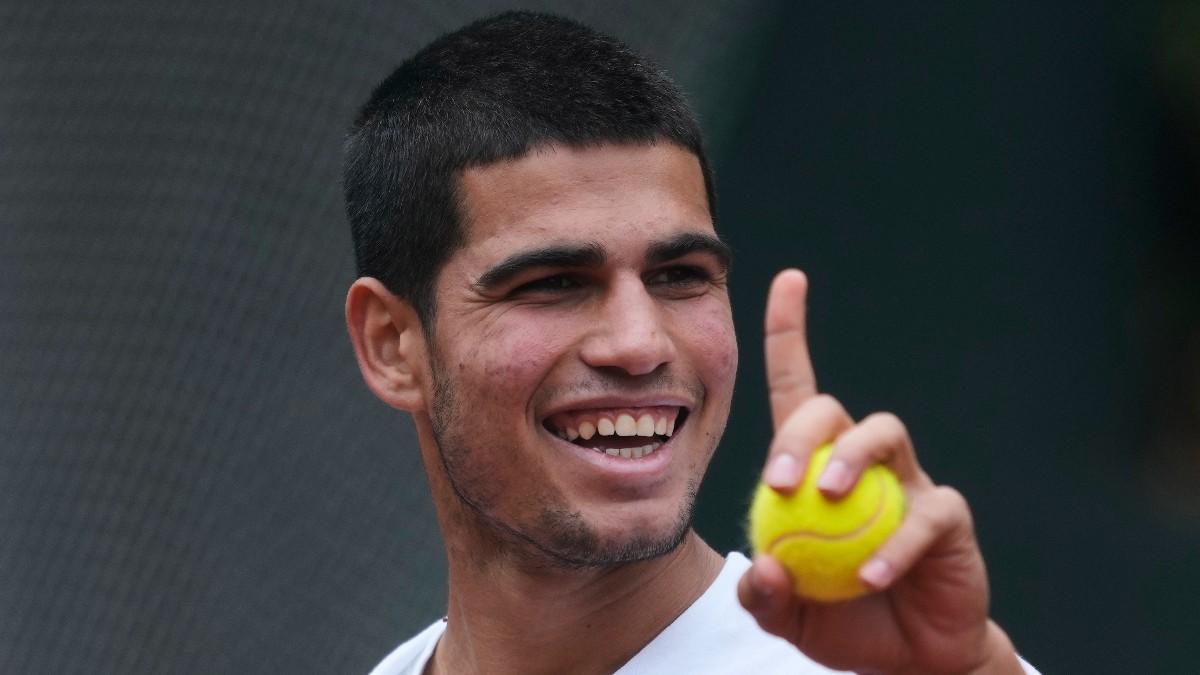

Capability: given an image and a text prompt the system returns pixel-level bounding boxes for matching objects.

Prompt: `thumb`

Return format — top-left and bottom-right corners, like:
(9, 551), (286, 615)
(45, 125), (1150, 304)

(737, 554), (806, 643)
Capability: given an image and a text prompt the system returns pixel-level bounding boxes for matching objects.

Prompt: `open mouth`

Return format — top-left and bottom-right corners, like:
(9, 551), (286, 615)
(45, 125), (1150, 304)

(543, 406), (689, 459)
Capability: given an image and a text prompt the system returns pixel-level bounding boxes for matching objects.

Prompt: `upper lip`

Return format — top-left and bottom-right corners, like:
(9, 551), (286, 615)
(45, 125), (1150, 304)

(538, 394), (696, 421)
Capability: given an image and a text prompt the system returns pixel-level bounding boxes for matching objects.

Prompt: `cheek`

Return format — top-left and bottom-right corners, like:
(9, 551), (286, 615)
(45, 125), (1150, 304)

(681, 301), (738, 384)
(455, 320), (571, 399)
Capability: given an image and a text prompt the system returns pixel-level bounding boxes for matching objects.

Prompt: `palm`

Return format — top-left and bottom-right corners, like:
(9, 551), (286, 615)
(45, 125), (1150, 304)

(785, 534), (988, 672)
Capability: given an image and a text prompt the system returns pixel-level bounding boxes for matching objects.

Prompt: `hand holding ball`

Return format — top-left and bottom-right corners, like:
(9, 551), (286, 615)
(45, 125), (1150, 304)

(749, 445), (905, 602)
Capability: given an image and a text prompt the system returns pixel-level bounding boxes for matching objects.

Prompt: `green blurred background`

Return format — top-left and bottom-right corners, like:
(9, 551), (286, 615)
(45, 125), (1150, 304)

(2, 1), (1197, 673)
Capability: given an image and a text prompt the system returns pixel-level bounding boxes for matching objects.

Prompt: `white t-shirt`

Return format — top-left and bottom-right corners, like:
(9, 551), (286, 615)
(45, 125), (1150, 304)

(369, 552), (1040, 675)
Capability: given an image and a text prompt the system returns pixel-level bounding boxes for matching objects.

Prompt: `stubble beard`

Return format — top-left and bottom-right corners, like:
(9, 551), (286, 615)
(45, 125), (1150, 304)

(428, 356), (701, 570)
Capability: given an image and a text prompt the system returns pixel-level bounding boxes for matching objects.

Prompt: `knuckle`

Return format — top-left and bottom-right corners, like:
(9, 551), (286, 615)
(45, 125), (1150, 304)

(843, 412), (910, 465)
(811, 393), (846, 417)
(928, 485), (972, 528)
(868, 411), (907, 437)
(933, 485), (968, 511)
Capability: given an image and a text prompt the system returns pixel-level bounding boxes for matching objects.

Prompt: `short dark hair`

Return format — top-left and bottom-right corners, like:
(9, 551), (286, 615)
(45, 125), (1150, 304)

(343, 11), (715, 325)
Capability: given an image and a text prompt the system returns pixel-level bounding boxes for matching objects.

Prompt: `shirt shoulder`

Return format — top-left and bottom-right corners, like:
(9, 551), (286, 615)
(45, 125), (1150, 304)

(617, 551), (842, 675)
(616, 552), (1042, 675)
(368, 617), (446, 675)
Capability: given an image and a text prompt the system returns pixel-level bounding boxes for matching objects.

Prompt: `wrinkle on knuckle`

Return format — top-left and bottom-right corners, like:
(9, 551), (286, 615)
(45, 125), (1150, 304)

(765, 325), (805, 340)
(768, 372), (811, 394)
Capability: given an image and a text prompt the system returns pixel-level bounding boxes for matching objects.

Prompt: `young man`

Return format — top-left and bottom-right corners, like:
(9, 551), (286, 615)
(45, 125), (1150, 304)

(344, 11), (1038, 675)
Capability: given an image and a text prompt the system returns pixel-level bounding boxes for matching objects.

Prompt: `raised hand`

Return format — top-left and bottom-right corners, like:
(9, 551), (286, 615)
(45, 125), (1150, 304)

(735, 269), (1024, 675)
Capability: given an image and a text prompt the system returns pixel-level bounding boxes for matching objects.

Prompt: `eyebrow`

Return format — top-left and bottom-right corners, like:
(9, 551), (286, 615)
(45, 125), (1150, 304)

(474, 242), (607, 290)
(646, 232), (732, 271)
(472, 231), (733, 292)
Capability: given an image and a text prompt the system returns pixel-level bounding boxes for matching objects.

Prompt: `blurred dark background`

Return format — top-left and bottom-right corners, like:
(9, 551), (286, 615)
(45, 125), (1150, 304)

(2, 1), (1197, 673)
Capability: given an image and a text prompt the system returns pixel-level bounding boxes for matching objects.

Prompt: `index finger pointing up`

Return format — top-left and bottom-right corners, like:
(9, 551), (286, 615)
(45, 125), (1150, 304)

(765, 269), (818, 432)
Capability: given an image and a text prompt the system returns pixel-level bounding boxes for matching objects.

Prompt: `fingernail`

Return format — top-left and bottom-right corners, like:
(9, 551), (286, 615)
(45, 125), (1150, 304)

(860, 558), (894, 588)
(764, 454), (800, 488)
(749, 561), (776, 601)
(751, 573), (773, 601)
(817, 459), (851, 494)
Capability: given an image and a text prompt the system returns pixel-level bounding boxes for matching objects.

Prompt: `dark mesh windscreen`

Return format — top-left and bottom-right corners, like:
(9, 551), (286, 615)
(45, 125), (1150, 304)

(0, 3), (772, 672)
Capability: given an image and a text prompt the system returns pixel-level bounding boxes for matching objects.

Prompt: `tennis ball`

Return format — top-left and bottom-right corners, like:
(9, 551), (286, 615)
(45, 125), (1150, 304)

(749, 444), (905, 602)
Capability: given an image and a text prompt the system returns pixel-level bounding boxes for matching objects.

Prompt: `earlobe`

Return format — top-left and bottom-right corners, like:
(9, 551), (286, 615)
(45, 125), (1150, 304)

(345, 277), (429, 412)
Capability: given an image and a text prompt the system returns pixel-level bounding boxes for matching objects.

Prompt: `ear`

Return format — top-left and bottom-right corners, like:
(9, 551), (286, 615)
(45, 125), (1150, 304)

(345, 277), (430, 412)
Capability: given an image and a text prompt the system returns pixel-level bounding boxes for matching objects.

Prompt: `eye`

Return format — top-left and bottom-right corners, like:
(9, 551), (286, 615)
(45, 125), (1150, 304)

(648, 265), (712, 289)
(512, 273), (581, 295)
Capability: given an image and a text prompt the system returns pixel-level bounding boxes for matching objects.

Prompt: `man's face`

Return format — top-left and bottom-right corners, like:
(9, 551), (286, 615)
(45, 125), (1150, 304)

(424, 142), (737, 567)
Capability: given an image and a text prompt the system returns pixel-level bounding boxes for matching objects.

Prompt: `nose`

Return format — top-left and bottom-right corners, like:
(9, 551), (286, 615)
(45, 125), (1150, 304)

(580, 275), (677, 376)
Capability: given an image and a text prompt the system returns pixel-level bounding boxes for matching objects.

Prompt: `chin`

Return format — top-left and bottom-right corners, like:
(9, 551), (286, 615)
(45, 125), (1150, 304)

(533, 490), (696, 569)
(546, 525), (690, 570)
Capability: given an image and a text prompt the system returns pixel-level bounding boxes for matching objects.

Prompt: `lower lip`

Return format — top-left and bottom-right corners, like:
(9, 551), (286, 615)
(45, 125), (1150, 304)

(549, 431), (675, 481)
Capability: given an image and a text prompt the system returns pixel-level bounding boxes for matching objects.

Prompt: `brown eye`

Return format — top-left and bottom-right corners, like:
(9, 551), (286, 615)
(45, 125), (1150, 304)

(649, 266), (709, 287)
(514, 274), (580, 294)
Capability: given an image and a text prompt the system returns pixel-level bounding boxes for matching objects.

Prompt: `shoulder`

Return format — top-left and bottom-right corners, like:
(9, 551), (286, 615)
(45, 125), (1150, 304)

(368, 617), (446, 675)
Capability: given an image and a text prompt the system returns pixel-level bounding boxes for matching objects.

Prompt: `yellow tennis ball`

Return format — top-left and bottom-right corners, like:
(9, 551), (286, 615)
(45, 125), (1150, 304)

(749, 444), (905, 602)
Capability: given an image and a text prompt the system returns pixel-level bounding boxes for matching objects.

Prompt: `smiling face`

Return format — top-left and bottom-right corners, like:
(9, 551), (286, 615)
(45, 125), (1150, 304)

(421, 142), (737, 567)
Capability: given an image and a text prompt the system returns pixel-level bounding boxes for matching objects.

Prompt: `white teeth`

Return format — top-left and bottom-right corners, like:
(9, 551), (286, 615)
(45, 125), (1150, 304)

(593, 442), (662, 459)
(615, 414), (636, 436)
(558, 409), (679, 448)
(579, 421), (596, 440)
(636, 414), (655, 437)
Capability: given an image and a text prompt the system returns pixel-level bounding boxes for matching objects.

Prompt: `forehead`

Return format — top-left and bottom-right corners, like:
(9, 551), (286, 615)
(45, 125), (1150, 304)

(454, 142), (713, 262)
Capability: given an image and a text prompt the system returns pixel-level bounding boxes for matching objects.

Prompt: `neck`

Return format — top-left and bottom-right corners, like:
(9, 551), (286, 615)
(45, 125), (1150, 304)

(433, 530), (723, 675)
